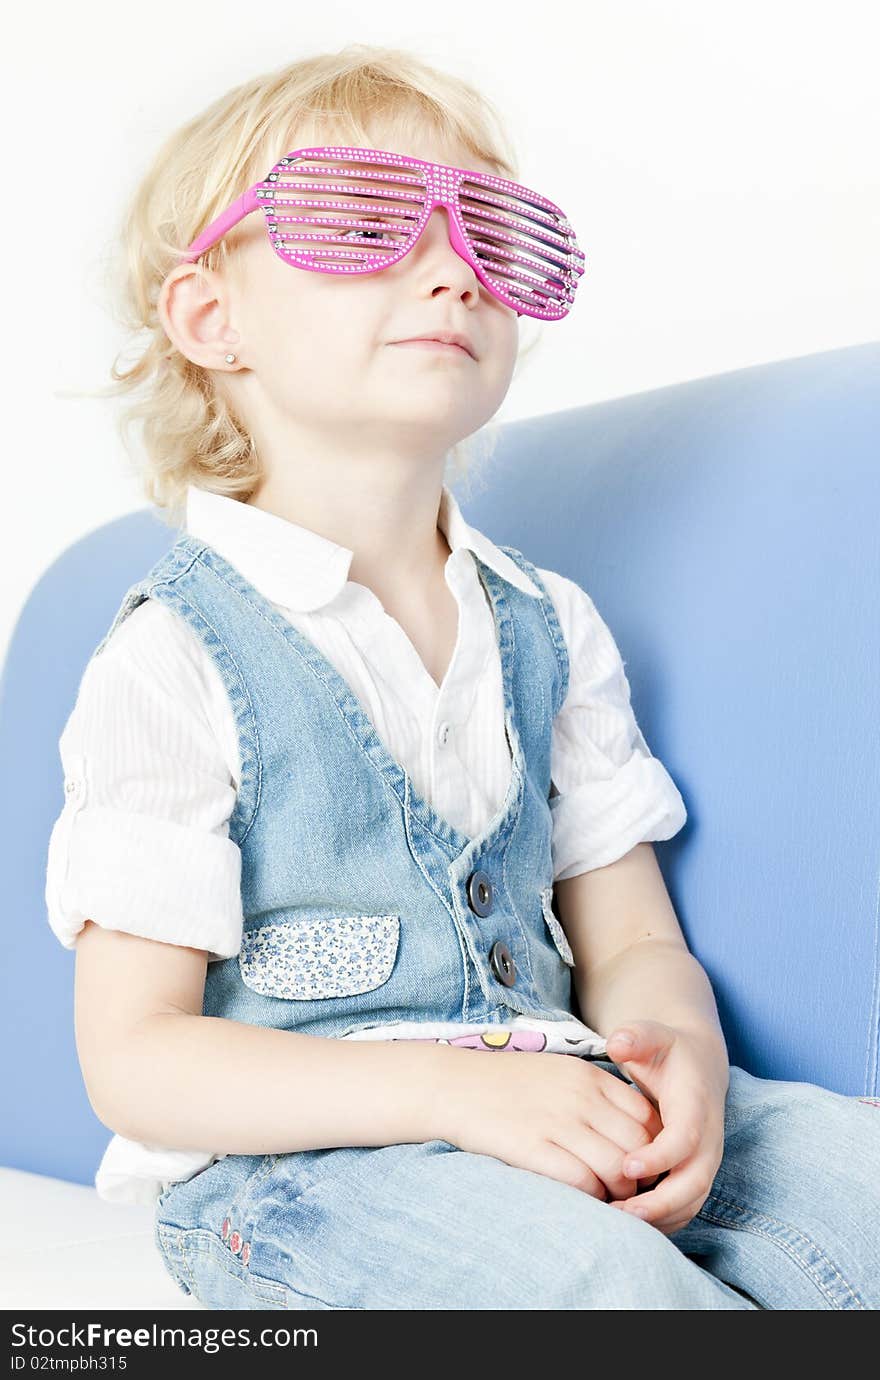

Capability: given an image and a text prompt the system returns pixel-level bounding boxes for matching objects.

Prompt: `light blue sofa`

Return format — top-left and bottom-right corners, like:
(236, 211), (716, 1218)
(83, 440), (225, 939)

(3, 341), (878, 1203)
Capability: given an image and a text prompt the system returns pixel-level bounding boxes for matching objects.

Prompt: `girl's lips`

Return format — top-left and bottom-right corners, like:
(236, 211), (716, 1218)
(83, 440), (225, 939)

(391, 340), (472, 357)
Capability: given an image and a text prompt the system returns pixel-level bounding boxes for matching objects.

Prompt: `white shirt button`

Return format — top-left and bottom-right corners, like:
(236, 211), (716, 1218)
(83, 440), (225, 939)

(437, 720), (451, 748)
(63, 776), (86, 806)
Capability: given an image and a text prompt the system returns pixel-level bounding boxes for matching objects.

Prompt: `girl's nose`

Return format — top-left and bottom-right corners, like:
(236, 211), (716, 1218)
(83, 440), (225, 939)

(424, 204), (453, 240)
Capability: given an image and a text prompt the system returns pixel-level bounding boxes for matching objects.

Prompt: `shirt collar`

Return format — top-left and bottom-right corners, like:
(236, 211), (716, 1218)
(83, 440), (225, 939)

(184, 482), (542, 611)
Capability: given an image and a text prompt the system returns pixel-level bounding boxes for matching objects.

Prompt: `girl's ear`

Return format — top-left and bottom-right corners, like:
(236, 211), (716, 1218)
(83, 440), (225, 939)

(158, 265), (239, 372)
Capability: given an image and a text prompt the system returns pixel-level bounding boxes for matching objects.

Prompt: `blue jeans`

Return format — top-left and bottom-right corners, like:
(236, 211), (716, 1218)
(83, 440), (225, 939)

(154, 1062), (880, 1309)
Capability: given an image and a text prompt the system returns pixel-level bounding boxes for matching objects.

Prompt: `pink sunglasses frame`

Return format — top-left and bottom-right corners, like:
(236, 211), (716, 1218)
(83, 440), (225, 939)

(179, 145), (586, 322)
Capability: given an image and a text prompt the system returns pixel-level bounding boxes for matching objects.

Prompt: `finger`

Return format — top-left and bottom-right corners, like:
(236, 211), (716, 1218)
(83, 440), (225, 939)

(563, 1127), (641, 1202)
(599, 1073), (664, 1139)
(620, 1088), (706, 1179)
(609, 1198), (700, 1238)
(608, 1169), (663, 1196)
(586, 1095), (660, 1162)
(609, 1064), (661, 1115)
(616, 1158), (710, 1226)
(539, 1139), (609, 1201)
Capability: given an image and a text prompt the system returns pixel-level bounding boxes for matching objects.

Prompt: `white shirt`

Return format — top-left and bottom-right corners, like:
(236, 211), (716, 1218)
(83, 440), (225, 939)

(45, 482), (687, 1204)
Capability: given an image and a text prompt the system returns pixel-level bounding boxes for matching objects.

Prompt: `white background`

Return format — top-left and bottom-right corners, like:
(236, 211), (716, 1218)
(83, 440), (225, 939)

(2, 0), (877, 665)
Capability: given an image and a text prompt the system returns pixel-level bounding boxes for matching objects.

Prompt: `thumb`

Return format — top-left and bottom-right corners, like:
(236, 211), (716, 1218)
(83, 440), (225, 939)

(606, 1021), (662, 1057)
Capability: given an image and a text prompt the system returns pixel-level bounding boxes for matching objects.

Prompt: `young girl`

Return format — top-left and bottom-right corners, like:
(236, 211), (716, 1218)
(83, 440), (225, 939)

(47, 45), (880, 1311)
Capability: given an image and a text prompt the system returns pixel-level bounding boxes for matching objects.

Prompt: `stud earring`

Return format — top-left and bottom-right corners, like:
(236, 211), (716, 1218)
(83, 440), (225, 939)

(224, 353), (237, 364)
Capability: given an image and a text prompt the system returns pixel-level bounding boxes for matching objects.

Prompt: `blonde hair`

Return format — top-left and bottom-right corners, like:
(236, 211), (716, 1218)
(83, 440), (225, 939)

(72, 44), (540, 529)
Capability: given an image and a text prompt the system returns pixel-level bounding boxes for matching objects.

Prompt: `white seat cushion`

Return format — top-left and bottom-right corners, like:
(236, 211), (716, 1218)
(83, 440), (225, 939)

(0, 1166), (205, 1309)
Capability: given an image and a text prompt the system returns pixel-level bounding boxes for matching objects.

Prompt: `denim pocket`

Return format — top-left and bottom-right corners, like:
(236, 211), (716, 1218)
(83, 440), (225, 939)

(156, 1223), (289, 1308)
(539, 886), (575, 966)
(239, 913), (400, 1000)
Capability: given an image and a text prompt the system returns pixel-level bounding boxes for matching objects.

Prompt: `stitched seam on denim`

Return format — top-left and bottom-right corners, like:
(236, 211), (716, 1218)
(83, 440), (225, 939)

(698, 1195), (866, 1309)
(490, 574), (519, 770)
(535, 590), (570, 718)
(180, 1230), (287, 1304)
(401, 775), (467, 945)
(402, 775), (471, 851)
(493, 550), (570, 1000)
(145, 542), (202, 588)
(157, 1221), (285, 1304)
(158, 1224), (198, 1296)
(472, 562), (528, 860)
(498, 546), (570, 717)
(499, 818), (536, 992)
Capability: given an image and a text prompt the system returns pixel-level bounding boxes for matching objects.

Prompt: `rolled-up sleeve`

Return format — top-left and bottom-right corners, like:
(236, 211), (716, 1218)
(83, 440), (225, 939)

(542, 571), (688, 880)
(44, 603), (243, 961)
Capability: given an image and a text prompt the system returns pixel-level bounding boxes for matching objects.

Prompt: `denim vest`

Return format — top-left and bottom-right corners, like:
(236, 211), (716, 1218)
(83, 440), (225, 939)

(92, 534), (578, 1036)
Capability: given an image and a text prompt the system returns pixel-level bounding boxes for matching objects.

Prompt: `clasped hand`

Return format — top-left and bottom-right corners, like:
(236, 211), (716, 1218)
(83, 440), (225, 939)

(603, 1018), (730, 1237)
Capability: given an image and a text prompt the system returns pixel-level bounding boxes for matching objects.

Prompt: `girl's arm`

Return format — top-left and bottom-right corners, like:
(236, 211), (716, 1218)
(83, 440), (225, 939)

(74, 919), (460, 1153)
(554, 840), (728, 1061)
(74, 917), (669, 1204)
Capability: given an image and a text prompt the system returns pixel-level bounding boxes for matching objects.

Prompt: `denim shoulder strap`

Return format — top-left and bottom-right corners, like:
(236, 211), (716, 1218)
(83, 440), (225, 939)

(89, 539), (199, 660)
(88, 538), (267, 847)
(496, 543), (571, 718)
